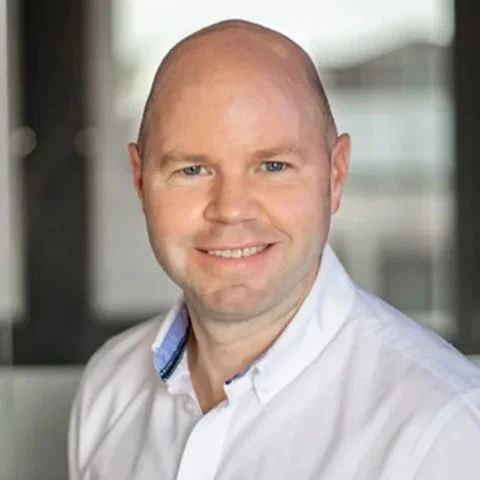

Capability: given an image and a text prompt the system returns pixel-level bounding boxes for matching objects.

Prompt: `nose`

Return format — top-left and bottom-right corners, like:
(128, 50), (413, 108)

(204, 174), (257, 224)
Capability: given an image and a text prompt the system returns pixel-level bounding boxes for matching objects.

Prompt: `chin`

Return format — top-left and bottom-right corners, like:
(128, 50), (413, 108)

(195, 285), (271, 321)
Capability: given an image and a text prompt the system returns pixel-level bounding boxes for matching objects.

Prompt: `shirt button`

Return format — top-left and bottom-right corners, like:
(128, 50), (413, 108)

(183, 396), (196, 414)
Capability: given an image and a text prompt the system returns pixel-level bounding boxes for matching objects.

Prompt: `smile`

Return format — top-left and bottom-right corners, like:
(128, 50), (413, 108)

(206, 244), (268, 258)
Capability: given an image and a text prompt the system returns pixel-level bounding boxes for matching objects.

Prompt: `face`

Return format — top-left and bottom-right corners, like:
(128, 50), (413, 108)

(129, 65), (350, 323)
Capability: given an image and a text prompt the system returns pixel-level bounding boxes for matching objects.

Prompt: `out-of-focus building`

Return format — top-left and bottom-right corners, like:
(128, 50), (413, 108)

(323, 42), (453, 338)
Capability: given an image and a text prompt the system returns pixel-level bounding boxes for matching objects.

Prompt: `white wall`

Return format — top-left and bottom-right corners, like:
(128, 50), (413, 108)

(0, 368), (82, 480)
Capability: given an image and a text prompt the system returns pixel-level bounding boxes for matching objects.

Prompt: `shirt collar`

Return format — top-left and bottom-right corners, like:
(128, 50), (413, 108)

(151, 244), (356, 403)
(251, 243), (356, 404)
(152, 298), (188, 380)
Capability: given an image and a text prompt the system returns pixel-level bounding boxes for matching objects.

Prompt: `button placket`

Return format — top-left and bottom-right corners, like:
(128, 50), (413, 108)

(183, 395), (197, 415)
(175, 403), (235, 480)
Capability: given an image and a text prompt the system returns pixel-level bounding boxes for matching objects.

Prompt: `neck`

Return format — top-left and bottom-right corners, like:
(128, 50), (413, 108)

(187, 313), (289, 412)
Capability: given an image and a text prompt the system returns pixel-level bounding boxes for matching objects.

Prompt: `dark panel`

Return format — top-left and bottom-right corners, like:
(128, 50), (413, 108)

(453, 0), (480, 353)
(13, 0), (90, 363)
(9, 0), (160, 365)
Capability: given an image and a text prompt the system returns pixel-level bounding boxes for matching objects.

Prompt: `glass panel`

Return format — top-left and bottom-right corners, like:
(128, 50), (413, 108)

(0, 0), (21, 342)
(0, 2), (17, 478)
(93, 0), (454, 338)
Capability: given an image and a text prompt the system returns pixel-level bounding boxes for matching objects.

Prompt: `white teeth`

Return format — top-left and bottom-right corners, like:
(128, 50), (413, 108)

(207, 244), (268, 258)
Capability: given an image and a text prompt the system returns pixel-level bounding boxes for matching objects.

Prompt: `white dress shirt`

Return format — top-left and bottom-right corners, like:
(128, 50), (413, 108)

(69, 245), (480, 479)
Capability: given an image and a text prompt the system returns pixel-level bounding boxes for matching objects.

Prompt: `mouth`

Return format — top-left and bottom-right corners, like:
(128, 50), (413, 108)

(198, 243), (274, 259)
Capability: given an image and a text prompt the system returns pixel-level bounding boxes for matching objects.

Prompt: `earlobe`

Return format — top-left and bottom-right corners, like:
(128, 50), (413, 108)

(330, 133), (351, 214)
(128, 142), (144, 203)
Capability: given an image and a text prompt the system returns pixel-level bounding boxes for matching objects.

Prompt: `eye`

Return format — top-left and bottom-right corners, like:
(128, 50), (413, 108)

(261, 161), (289, 172)
(180, 165), (208, 176)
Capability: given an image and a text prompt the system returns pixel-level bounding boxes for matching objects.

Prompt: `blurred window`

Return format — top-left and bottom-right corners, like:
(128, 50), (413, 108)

(381, 253), (433, 313)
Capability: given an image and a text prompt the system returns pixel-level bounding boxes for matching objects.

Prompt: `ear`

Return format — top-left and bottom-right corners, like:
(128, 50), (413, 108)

(330, 133), (351, 215)
(128, 142), (144, 204)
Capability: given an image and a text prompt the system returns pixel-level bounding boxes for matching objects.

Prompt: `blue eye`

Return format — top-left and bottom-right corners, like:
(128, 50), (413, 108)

(262, 161), (288, 172)
(181, 165), (205, 176)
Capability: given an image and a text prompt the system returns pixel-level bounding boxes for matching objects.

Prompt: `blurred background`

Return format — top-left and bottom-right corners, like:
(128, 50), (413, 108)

(1, 0), (479, 478)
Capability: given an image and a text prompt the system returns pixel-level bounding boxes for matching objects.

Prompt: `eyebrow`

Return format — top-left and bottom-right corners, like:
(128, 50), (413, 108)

(159, 143), (305, 167)
(251, 144), (306, 160)
(159, 152), (211, 168)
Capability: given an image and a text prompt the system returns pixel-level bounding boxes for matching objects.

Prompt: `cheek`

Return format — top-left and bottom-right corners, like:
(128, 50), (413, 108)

(143, 186), (203, 244)
(142, 192), (192, 276)
(263, 180), (329, 236)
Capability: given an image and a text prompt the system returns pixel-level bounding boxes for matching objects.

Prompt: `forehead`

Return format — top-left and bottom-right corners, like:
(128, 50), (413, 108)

(153, 63), (321, 155)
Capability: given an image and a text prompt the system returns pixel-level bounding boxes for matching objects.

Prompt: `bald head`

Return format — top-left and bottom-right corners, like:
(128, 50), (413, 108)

(136, 19), (337, 158)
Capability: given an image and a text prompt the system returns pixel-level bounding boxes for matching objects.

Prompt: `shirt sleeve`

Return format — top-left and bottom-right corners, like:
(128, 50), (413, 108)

(67, 343), (109, 480)
(412, 391), (480, 479)
(68, 387), (82, 480)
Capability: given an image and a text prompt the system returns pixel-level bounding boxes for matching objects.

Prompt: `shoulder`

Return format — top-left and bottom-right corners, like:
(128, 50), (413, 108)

(342, 288), (480, 474)
(69, 315), (165, 470)
(82, 315), (163, 391)
(347, 286), (480, 397)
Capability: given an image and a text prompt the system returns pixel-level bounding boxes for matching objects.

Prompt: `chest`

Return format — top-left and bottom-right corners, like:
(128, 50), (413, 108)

(83, 378), (425, 480)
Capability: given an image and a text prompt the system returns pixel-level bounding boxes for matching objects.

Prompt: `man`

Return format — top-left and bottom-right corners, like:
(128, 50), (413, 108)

(69, 19), (480, 479)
